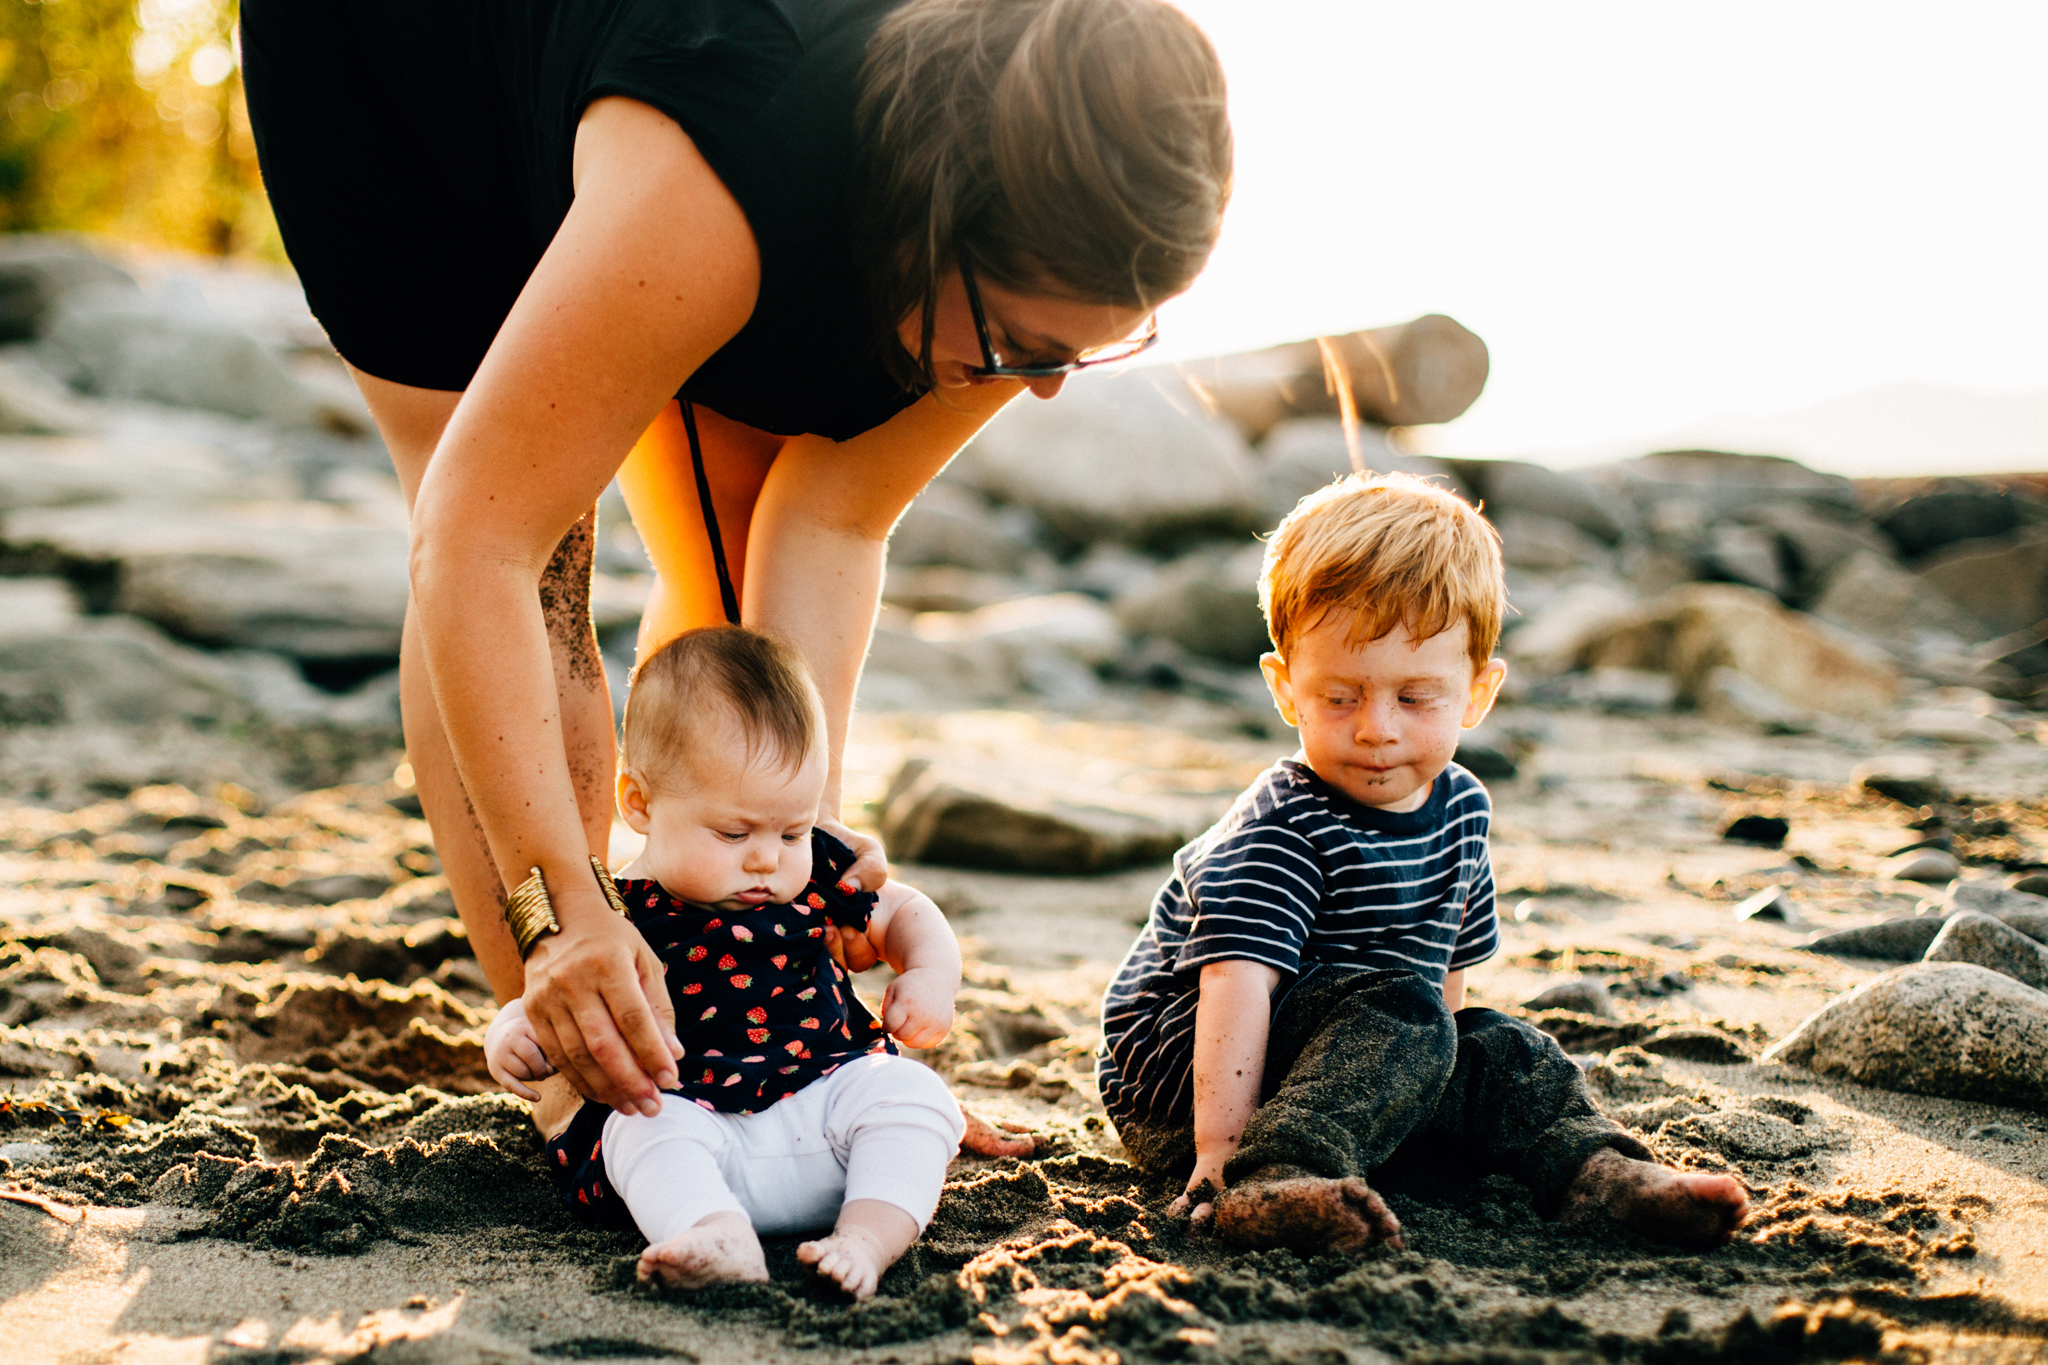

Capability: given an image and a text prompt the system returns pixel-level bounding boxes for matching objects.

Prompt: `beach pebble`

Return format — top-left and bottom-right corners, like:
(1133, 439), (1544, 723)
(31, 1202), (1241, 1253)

(1964, 1124), (2030, 1143)
(1851, 753), (1941, 806)
(1521, 979), (1613, 1017)
(1850, 755), (1949, 808)
(1944, 880), (2048, 923)
(2010, 873), (2048, 898)
(1803, 917), (1945, 962)
(1885, 848), (1961, 885)
(1722, 814), (1789, 848)
(1638, 1025), (1754, 1064)
(1734, 885), (1800, 924)
(1923, 911), (2048, 992)
(1762, 962), (2048, 1110)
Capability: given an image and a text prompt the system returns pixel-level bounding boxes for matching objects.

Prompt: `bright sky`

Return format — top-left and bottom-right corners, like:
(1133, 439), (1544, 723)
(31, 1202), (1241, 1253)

(1153, 1), (2048, 469)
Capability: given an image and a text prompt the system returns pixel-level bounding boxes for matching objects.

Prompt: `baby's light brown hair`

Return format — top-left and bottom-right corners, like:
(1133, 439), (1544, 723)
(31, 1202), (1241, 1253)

(1260, 471), (1505, 672)
(621, 626), (821, 788)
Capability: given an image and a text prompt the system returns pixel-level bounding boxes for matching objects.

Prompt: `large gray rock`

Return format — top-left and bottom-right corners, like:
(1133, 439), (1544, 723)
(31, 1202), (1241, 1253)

(1812, 550), (1989, 646)
(1112, 541), (1270, 666)
(887, 482), (1040, 574)
(44, 286), (336, 428)
(1252, 417), (1467, 524)
(878, 756), (1200, 874)
(945, 369), (1260, 548)
(0, 617), (248, 728)
(1943, 880), (2048, 933)
(1804, 918), (1946, 962)
(1577, 582), (1898, 721)
(5, 499), (410, 660)
(1762, 962), (2048, 1110)
(1453, 460), (1630, 544)
(1878, 484), (2033, 560)
(0, 357), (95, 435)
(1495, 512), (1615, 573)
(1700, 521), (1788, 599)
(857, 627), (1018, 711)
(1589, 449), (1858, 522)
(1734, 502), (1895, 601)
(0, 430), (268, 509)
(1923, 912), (2048, 991)
(1915, 528), (2048, 637)
(0, 236), (138, 340)
(1501, 580), (1641, 678)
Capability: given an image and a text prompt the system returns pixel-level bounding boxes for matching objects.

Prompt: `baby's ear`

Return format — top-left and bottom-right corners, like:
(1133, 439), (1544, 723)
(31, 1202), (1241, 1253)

(616, 769), (653, 834)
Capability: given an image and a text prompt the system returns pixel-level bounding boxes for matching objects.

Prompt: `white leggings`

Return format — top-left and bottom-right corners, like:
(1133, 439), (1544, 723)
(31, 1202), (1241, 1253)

(601, 1053), (965, 1241)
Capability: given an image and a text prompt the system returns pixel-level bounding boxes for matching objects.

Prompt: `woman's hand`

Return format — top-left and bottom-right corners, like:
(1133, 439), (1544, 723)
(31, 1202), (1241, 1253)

(519, 891), (684, 1117)
(817, 815), (888, 893)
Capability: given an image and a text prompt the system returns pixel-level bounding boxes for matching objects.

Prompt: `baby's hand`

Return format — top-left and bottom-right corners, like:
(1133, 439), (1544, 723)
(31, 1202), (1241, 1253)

(880, 966), (955, 1049)
(484, 996), (558, 1102)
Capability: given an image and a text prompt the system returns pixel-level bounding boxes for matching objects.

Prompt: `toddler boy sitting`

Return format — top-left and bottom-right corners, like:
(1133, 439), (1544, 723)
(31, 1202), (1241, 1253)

(1097, 473), (1749, 1252)
(486, 625), (966, 1297)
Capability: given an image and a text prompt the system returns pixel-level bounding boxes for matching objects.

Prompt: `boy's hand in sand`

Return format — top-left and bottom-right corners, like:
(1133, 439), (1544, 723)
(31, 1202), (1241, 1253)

(881, 966), (956, 1048)
(1170, 1158), (1230, 1227)
(484, 997), (558, 1102)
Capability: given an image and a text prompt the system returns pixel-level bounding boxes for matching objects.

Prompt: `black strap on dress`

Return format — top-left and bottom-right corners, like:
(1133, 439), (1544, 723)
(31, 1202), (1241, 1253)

(681, 400), (743, 626)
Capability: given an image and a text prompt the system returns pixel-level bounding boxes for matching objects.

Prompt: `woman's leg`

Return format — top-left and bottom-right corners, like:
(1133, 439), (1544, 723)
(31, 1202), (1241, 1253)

(615, 400), (784, 654)
(349, 365), (617, 1009)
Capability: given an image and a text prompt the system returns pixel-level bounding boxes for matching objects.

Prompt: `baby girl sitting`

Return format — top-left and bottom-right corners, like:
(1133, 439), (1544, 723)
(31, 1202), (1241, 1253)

(484, 625), (965, 1298)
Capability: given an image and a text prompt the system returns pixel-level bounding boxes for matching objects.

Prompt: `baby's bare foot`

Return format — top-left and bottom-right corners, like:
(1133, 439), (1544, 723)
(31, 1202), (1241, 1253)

(1212, 1165), (1404, 1253)
(1560, 1147), (1749, 1249)
(637, 1215), (768, 1290)
(798, 1223), (893, 1299)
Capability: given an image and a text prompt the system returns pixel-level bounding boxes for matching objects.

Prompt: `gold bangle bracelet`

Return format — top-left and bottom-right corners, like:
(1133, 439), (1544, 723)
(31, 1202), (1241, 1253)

(505, 855), (628, 958)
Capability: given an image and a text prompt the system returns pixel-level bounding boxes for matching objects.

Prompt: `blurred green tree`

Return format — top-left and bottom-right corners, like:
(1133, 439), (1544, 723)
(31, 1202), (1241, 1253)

(0, 0), (277, 258)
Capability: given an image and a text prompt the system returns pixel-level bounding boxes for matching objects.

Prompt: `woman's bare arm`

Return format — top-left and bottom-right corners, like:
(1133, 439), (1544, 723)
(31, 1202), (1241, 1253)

(744, 387), (1020, 889)
(407, 98), (758, 1115)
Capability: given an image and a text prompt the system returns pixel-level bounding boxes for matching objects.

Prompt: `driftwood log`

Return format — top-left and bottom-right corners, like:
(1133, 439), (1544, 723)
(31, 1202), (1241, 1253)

(1177, 314), (1489, 443)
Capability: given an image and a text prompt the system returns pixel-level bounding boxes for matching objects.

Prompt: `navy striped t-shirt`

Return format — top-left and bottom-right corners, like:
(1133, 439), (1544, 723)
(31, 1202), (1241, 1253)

(1097, 758), (1498, 1127)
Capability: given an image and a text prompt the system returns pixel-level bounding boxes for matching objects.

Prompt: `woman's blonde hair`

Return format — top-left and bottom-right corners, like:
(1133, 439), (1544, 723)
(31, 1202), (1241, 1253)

(1261, 473), (1507, 674)
(856, 0), (1232, 389)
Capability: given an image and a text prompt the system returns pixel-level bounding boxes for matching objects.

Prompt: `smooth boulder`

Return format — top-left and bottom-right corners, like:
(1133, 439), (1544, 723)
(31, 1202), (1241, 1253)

(1761, 962), (2048, 1110)
(1923, 912), (2048, 992)
(945, 368), (1260, 548)
(1112, 541), (1270, 666)
(878, 756), (1199, 874)
(1812, 550), (1988, 646)
(1577, 582), (1898, 720)
(1915, 528), (2048, 637)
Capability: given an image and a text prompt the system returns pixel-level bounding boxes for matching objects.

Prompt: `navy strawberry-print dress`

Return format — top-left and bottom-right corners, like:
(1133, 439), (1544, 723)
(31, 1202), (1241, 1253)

(543, 830), (893, 1227)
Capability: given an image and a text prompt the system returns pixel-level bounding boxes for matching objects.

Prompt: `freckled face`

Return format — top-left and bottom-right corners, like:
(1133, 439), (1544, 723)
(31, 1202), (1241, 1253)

(902, 270), (1155, 401)
(616, 715), (825, 911)
(1261, 612), (1507, 812)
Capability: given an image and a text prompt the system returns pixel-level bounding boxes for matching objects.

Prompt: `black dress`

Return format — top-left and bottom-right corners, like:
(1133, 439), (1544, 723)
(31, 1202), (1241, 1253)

(240, 0), (920, 441)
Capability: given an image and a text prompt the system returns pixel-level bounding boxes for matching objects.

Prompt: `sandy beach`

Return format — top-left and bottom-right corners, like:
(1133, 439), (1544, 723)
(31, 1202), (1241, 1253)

(4, 703), (2045, 1365)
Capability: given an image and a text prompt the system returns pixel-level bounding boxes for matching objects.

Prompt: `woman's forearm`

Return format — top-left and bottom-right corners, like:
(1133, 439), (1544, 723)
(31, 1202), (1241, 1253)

(408, 546), (604, 919)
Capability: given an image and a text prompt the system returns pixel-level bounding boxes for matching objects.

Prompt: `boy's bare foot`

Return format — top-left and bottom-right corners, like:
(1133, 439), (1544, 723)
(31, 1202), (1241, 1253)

(799, 1199), (919, 1300)
(1211, 1165), (1404, 1253)
(1559, 1147), (1749, 1249)
(637, 1213), (769, 1290)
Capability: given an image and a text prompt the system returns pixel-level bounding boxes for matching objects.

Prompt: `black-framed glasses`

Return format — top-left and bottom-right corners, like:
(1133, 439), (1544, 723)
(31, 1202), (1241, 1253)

(961, 259), (1159, 379)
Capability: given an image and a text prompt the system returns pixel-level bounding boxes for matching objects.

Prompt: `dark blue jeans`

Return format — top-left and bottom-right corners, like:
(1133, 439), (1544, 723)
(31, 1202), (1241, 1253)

(1114, 966), (1651, 1213)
